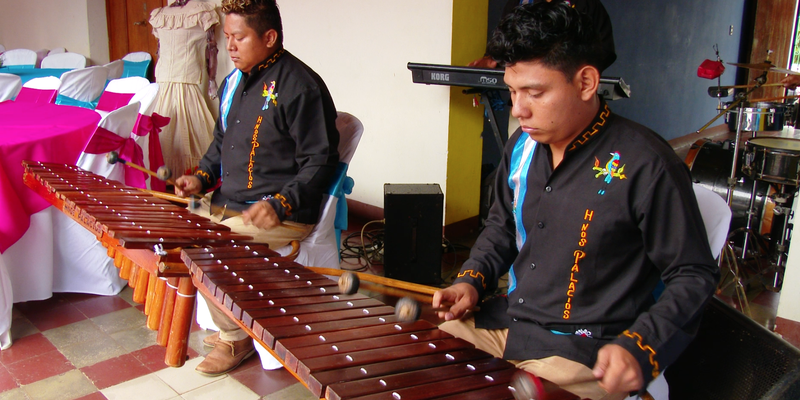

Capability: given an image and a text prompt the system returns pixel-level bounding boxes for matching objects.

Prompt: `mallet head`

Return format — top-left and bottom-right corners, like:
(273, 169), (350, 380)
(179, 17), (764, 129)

(106, 151), (121, 165)
(156, 166), (172, 181)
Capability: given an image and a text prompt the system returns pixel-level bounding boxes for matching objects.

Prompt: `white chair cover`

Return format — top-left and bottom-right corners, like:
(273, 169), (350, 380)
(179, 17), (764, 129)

(274, 112), (364, 268)
(48, 47), (66, 55)
(1, 49), (36, 67)
(104, 59), (124, 80)
(76, 102), (141, 184)
(96, 77), (151, 117)
(57, 66), (109, 107)
(623, 183), (731, 400)
(106, 76), (150, 95)
(693, 183), (732, 259)
(16, 76), (60, 103)
(130, 82), (160, 115)
(23, 76), (61, 90)
(122, 51), (152, 63)
(34, 49), (48, 68)
(0, 73), (21, 102)
(41, 52), (87, 69)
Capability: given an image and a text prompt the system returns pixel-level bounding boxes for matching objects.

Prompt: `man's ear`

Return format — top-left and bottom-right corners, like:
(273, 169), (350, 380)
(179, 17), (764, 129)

(263, 29), (279, 49)
(574, 65), (600, 101)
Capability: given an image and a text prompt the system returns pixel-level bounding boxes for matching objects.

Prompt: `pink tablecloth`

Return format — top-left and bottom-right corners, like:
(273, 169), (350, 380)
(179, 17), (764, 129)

(0, 101), (100, 253)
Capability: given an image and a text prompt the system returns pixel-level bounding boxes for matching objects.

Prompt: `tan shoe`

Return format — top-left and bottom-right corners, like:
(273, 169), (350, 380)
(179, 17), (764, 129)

(202, 331), (219, 348)
(195, 338), (255, 376)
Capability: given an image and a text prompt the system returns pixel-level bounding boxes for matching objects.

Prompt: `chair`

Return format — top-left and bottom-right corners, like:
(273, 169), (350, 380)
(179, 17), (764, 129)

(104, 59), (124, 80)
(47, 47), (66, 56)
(624, 183), (732, 400)
(129, 83), (169, 191)
(195, 112), (364, 370)
(274, 111), (365, 268)
(0, 73), (21, 102)
(76, 102), (146, 187)
(55, 66), (108, 109)
(260, 112), (363, 368)
(15, 76), (60, 103)
(41, 52), (87, 69)
(95, 76), (150, 117)
(121, 52), (152, 78)
(0, 49), (36, 68)
(34, 49), (48, 68)
(692, 183), (732, 259)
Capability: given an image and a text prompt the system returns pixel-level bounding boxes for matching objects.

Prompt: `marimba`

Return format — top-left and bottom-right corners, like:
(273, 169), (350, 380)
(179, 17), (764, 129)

(181, 245), (521, 399)
(22, 161), (256, 367)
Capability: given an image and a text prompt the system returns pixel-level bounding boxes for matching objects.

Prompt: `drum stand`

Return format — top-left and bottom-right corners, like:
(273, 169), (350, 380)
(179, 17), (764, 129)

(765, 185), (794, 291)
(715, 74), (769, 315)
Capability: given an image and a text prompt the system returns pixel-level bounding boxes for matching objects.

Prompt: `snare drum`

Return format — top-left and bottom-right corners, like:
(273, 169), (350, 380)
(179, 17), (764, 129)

(743, 137), (800, 186)
(725, 102), (789, 132)
(685, 139), (775, 234)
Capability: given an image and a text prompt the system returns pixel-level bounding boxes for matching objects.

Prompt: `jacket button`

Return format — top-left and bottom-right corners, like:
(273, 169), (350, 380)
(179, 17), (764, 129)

(545, 186), (552, 192)
(243, 91), (247, 96)
(537, 222), (544, 229)
(513, 317), (518, 322)
(225, 171), (229, 176)
(518, 298), (524, 304)
(236, 119), (240, 124)
(230, 145), (234, 150)
(530, 263), (536, 270)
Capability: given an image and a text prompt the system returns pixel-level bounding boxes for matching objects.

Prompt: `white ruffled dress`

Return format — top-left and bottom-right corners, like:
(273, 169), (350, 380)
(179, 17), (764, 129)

(149, 2), (219, 176)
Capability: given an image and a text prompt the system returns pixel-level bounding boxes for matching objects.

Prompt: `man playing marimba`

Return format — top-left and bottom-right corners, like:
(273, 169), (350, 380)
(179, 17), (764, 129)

(434, 3), (719, 399)
(174, 0), (339, 376)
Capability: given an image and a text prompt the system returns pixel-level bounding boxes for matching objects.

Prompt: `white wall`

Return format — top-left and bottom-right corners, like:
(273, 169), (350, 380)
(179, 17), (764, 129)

(210, 0), (456, 208)
(0, 0), (109, 65)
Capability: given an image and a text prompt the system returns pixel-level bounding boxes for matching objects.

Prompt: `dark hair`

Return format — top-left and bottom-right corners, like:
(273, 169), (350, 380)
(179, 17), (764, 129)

(486, 2), (606, 79)
(221, 0), (284, 46)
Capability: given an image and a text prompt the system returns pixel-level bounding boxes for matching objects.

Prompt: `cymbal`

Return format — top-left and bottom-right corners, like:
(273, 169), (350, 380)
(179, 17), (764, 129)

(727, 61), (774, 70)
(727, 61), (800, 75)
(769, 66), (800, 76)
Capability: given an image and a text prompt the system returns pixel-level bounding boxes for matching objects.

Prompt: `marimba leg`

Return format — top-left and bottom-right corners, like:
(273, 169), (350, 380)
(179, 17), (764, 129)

(120, 256), (133, 280)
(158, 278), (178, 347)
(133, 267), (149, 304)
(147, 277), (167, 330)
(165, 277), (195, 367)
(145, 273), (158, 316)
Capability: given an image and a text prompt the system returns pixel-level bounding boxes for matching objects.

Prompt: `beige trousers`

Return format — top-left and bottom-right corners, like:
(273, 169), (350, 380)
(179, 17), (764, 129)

(439, 317), (626, 400)
(192, 194), (314, 341)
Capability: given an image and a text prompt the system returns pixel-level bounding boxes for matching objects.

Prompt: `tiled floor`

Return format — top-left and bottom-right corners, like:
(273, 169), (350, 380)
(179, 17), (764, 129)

(0, 286), (315, 400)
(0, 212), (791, 400)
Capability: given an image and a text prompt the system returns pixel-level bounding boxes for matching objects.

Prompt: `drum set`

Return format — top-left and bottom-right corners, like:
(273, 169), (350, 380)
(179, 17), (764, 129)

(690, 60), (800, 306)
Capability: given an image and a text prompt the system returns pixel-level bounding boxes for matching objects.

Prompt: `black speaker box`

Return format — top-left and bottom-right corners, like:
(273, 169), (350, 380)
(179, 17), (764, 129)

(383, 183), (443, 285)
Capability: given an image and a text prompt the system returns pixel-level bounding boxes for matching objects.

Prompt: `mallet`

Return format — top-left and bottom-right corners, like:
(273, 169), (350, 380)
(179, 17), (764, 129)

(393, 296), (480, 322)
(106, 151), (174, 185)
(510, 369), (654, 400)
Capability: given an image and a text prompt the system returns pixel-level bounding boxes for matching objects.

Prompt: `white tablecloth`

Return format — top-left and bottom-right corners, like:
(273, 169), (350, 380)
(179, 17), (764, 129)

(0, 207), (126, 348)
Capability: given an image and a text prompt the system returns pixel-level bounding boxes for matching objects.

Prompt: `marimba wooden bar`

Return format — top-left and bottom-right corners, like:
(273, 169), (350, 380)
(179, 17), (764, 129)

(22, 161), (256, 367)
(181, 245), (520, 399)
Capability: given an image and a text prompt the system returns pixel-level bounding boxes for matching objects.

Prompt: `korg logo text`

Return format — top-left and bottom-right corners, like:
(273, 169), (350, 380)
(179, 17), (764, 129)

(431, 72), (450, 82)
